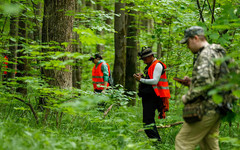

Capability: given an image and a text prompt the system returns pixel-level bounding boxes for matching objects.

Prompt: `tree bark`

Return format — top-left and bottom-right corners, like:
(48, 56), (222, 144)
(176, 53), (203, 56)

(211, 0), (216, 24)
(32, 1), (42, 43)
(42, 0), (75, 88)
(86, 0), (93, 9)
(81, 0), (86, 7)
(8, 14), (18, 79)
(16, 1), (27, 94)
(72, 0), (82, 89)
(96, 0), (104, 53)
(157, 41), (162, 59)
(104, 7), (112, 25)
(113, 2), (126, 86)
(125, 2), (138, 106)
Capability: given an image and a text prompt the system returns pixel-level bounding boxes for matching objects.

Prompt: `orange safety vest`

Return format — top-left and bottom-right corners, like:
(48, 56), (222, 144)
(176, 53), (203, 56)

(3, 56), (8, 75)
(92, 62), (110, 90)
(148, 60), (170, 119)
(148, 60), (171, 98)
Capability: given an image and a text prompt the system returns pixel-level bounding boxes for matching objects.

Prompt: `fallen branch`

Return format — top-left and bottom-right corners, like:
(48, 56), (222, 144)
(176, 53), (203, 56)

(14, 96), (39, 124)
(103, 104), (113, 119)
(138, 121), (184, 132)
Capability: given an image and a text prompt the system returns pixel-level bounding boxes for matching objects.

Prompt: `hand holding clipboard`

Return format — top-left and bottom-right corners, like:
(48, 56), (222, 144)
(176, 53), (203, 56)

(173, 76), (191, 87)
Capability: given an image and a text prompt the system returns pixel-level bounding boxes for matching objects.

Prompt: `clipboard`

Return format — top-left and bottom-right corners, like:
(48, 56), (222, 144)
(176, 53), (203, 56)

(173, 77), (188, 84)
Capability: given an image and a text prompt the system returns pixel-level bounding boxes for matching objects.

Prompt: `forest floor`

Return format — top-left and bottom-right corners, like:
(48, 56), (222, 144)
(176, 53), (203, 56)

(0, 96), (239, 150)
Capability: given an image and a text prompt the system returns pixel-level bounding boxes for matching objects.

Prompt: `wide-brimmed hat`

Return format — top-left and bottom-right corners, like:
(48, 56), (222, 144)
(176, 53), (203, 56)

(138, 47), (153, 60)
(180, 26), (205, 44)
(88, 54), (102, 61)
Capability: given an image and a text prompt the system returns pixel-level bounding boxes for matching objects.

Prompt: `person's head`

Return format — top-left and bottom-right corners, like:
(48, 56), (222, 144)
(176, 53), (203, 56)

(180, 26), (208, 54)
(89, 54), (102, 64)
(138, 47), (154, 65)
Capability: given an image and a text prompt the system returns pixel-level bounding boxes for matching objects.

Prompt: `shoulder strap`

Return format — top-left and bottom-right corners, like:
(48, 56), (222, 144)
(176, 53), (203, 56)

(158, 62), (165, 75)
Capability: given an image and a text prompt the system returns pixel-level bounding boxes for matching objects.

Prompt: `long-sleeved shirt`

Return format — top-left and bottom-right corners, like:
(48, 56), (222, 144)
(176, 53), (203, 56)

(95, 60), (109, 82)
(140, 58), (163, 85)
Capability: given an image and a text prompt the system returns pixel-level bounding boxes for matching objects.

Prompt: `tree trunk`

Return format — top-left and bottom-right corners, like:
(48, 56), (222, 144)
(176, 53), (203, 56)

(104, 7), (112, 26)
(96, 0), (104, 53)
(8, 14), (18, 79)
(142, 18), (153, 32)
(81, 0), (86, 6)
(42, 0), (75, 88)
(113, 2), (126, 86)
(86, 0), (93, 9)
(16, 1), (27, 94)
(125, 2), (138, 106)
(33, 1), (42, 43)
(72, 0), (82, 89)
(157, 41), (162, 59)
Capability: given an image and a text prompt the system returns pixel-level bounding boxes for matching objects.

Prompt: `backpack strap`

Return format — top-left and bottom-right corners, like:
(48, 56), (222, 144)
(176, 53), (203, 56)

(158, 62), (165, 75)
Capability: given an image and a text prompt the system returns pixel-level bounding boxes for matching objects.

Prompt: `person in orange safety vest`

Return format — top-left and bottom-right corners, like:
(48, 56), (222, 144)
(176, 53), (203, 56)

(3, 56), (8, 75)
(133, 47), (171, 142)
(89, 54), (111, 93)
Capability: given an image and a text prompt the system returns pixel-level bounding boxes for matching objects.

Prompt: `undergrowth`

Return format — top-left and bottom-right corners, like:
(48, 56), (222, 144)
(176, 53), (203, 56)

(0, 87), (239, 150)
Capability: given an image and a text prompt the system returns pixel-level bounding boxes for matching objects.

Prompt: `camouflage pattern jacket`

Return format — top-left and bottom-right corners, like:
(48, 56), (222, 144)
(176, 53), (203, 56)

(185, 44), (227, 112)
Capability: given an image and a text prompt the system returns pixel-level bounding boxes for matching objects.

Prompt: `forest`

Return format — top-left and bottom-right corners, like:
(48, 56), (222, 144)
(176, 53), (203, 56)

(0, 0), (239, 149)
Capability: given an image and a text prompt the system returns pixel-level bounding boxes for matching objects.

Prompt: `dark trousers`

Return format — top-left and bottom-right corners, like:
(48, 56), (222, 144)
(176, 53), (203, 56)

(94, 89), (106, 111)
(142, 95), (162, 141)
(94, 89), (102, 93)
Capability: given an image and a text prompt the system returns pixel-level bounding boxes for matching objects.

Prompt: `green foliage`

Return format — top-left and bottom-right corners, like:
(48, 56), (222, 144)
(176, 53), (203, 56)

(0, 1), (22, 15)
(74, 27), (105, 46)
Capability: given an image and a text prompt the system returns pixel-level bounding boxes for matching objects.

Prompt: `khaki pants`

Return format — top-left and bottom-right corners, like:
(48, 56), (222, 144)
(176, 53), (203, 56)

(175, 110), (220, 150)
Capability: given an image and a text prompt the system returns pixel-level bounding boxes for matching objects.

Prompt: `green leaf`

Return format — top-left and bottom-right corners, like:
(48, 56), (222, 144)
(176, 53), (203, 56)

(13, 107), (29, 111)
(233, 90), (240, 98)
(1, 3), (22, 15)
(212, 94), (223, 104)
(209, 32), (219, 40)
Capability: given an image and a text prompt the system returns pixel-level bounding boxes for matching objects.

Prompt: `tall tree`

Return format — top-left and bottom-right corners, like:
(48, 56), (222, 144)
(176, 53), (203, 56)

(42, 0), (75, 88)
(72, 0), (82, 89)
(113, 1), (126, 86)
(8, 0), (18, 79)
(125, 2), (138, 106)
(32, 1), (42, 43)
(16, 0), (27, 94)
(104, 6), (112, 26)
(86, 0), (93, 9)
(96, 0), (104, 53)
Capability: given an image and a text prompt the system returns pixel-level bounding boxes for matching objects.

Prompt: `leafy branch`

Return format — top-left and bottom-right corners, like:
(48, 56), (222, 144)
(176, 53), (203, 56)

(13, 96), (39, 124)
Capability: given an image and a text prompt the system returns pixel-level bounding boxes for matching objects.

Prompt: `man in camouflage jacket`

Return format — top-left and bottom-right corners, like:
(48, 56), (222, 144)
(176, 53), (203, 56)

(175, 26), (225, 150)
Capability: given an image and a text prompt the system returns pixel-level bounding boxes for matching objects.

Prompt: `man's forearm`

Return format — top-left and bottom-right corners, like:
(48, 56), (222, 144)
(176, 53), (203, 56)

(103, 81), (108, 91)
